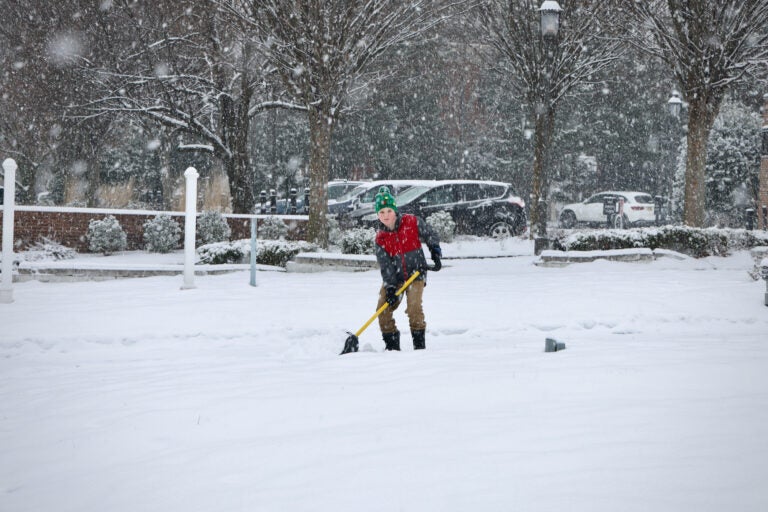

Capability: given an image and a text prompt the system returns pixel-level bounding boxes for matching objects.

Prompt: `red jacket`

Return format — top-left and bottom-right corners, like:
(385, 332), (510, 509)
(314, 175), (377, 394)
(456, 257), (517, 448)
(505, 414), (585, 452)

(375, 214), (439, 287)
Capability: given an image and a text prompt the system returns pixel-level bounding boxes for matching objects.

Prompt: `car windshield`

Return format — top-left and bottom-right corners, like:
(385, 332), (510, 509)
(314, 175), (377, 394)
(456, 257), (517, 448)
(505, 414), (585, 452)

(396, 185), (433, 205)
(335, 184), (370, 203)
(633, 194), (654, 204)
(360, 186), (388, 203)
(327, 183), (357, 200)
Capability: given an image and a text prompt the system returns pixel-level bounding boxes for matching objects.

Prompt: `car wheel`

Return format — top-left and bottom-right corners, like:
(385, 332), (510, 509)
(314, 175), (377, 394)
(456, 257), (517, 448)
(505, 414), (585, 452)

(488, 221), (513, 239)
(559, 210), (576, 229)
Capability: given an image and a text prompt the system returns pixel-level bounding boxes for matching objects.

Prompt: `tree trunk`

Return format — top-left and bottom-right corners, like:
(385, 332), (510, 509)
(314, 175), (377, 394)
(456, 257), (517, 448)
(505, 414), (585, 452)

(15, 162), (36, 205)
(306, 105), (333, 248)
(224, 149), (252, 214)
(220, 78), (254, 214)
(682, 94), (721, 227)
(530, 106), (555, 238)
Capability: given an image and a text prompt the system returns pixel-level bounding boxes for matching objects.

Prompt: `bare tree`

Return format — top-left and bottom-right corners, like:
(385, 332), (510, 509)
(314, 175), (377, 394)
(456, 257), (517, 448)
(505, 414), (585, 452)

(475, 0), (623, 237)
(222, 0), (467, 246)
(0, 0), (114, 205)
(621, 0), (768, 227)
(81, 0), (304, 214)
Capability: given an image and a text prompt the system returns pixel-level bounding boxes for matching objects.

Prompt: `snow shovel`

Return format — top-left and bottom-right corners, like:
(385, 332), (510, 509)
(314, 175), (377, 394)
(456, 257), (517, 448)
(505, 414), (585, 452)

(340, 270), (422, 355)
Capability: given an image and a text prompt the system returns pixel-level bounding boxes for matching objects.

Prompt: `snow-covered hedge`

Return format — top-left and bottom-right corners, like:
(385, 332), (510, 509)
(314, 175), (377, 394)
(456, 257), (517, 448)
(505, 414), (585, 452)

(23, 238), (77, 261)
(550, 226), (768, 258)
(197, 239), (319, 267)
(426, 211), (456, 243)
(87, 215), (128, 255)
(142, 214), (181, 253)
(196, 211), (231, 247)
(340, 227), (376, 255)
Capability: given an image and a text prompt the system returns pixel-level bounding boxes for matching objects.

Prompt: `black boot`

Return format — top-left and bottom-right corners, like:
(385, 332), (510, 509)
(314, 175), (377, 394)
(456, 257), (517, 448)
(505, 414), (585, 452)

(383, 331), (400, 351)
(412, 330), (426, 350)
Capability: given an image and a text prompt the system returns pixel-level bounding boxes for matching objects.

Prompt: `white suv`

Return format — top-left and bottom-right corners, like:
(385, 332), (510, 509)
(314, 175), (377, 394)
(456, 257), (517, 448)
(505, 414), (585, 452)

(559, 191), (656, 229)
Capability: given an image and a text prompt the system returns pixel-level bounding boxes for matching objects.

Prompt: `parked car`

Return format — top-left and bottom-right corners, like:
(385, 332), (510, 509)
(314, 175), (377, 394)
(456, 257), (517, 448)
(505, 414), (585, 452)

(271, 179), (364, 214)
(352, 180), (527, 238)
(328, 179), (436, 217)
(558, 191), (656, 229)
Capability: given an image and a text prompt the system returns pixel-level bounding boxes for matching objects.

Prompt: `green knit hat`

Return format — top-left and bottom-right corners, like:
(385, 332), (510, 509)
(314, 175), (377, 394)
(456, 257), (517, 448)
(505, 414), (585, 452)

(374, 186), (397, 213)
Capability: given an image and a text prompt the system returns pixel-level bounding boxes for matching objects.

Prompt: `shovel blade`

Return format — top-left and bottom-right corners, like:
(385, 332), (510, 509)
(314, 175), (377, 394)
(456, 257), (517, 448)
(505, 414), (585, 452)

(340, 333), (359, 355)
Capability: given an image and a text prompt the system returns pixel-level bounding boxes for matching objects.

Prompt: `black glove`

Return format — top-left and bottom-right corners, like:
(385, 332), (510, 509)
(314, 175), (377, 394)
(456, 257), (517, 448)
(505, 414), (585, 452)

(385, 286), (400, 308)
(429, 246), (442, 272)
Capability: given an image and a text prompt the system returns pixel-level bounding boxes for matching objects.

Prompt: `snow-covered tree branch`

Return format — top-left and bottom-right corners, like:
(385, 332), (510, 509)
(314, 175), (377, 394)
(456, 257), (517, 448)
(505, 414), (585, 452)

(475, 0), (624, 237)
(217, 0), (471, 246)
(620, 0), (768, 227)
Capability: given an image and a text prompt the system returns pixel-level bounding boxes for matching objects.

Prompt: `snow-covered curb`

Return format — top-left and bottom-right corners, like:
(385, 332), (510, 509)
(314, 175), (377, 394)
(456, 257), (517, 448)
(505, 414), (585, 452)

(286, 252), (377, 273)
(536, 248), (690, 267)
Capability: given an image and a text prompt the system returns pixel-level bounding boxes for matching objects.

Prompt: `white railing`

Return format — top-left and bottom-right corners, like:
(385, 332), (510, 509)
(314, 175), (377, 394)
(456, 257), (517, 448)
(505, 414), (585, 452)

(1, 158), (17, 303)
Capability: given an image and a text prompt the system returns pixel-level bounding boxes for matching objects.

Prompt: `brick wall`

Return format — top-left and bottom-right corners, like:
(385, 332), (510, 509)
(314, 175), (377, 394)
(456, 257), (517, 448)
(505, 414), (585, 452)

(0, 206), (307, 252)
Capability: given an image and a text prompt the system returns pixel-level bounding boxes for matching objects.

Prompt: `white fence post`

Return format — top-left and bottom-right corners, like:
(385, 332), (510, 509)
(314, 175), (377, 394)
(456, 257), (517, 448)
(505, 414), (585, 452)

(181, 167), (198, 290)
(1, 158), (17, 303)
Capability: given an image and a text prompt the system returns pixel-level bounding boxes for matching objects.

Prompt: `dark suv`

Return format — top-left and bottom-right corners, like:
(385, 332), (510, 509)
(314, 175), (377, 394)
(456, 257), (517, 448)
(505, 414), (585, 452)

(353, 180), (527, 238)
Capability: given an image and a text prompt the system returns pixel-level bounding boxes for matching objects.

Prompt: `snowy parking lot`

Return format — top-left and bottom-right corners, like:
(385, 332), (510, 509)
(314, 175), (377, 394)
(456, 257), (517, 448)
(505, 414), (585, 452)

(2, 238), (767, 512)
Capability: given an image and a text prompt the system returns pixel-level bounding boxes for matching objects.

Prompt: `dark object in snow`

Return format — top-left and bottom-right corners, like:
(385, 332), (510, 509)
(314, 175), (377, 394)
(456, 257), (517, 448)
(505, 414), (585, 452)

(383, 331), (400, 351)
(340, 270), (422, 355)
(545, 338), (566, 352)
(412, 329), (426, 350)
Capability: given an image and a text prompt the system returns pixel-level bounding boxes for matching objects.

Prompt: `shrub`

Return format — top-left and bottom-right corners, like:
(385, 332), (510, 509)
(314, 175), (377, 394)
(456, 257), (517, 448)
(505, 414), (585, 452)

(143, 214), (181, 253)
(258, 240), (318, 266)
(24, 238), (76, 261)
(86, 215), (127, 255)
(196, 210), (231, 247)
(550, 226), (768, 258)
(341, 227), (376, 254)
(196, 240), (250, 264)
(196, 239), (319, 267)
(259, 216), (289, 240)
(426, 211), (456, 243)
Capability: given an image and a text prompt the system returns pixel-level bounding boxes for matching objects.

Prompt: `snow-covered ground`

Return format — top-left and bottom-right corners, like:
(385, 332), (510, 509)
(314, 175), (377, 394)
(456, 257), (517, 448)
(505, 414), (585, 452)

(2, 237), (767, 512)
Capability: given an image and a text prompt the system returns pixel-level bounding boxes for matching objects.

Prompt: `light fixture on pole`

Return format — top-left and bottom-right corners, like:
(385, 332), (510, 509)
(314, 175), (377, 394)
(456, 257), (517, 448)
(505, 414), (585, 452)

(531, 0), (562, 244)
(539, 1), (562, 39)
(667, 90), (683, 118)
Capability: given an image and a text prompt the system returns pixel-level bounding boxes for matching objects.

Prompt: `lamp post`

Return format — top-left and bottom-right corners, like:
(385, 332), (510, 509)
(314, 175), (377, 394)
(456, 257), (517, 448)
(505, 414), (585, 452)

(663, 89), (688, 223)
(667, 90), (683, 119)
(531, 1), (561, 251)
(657, 90), (684, 218)
(540, 1), (562, 38)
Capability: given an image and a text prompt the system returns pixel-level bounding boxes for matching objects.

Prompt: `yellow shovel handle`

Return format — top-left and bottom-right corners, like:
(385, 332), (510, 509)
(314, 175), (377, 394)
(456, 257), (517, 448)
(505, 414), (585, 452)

(354, 271), (421, 338)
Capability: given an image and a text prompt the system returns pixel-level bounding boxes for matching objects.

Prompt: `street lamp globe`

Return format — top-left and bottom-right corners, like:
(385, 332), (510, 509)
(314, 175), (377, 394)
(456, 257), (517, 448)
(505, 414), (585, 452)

(667, 90), (683, 118)
(539, 1), (562, 38)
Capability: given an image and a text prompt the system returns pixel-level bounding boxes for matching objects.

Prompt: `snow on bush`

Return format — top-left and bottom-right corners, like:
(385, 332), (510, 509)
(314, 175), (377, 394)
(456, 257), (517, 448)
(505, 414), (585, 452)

(550, 226), (768, 258)
(341, 227), (376, 255)
(196, 239), (319, 267)
(143, 214), (181, 253)
(196, 211), (231, 247)
(259, 216), (289, 240)
(426, 211), (456, 243)
(86, 215), (127, 255)
(23, 238), (77, 261)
